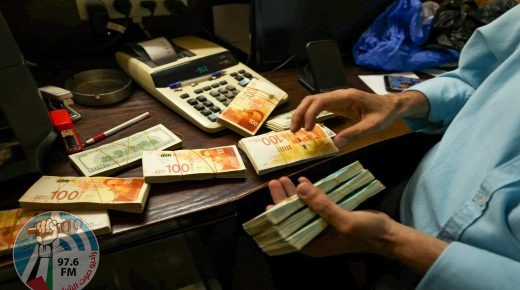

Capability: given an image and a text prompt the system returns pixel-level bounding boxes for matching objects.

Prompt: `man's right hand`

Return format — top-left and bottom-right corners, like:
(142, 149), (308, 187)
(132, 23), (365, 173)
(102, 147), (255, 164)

(291, 88), (430, 147)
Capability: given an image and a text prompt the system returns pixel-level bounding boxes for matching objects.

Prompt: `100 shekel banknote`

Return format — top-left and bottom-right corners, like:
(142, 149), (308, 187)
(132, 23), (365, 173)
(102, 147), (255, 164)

(238, 124), (339, 175)
(69, 124), (182, 176)
(218, 79), (287, 136)
(18, 176), (150, 213)
(142, 145), (246, 183)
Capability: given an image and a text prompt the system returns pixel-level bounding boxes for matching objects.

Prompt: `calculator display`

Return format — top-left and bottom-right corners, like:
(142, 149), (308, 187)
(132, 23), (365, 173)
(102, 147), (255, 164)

(152, 51), (238, 87)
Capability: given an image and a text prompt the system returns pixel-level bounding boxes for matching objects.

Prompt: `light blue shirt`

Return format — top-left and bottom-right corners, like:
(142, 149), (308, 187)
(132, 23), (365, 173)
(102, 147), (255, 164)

(401, 5), (520, 289)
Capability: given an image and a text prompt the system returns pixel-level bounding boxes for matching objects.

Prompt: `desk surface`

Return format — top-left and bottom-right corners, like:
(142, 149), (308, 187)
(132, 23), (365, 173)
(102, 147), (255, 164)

(0, 63), (410, 271)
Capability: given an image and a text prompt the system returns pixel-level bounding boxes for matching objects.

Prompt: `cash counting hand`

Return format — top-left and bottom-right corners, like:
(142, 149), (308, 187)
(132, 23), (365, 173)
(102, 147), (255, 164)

(115, 36), (288, 133)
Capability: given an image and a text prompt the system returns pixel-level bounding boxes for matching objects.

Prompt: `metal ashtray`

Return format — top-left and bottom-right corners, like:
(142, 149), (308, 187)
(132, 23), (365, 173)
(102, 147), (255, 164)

(65, 69), (132, 106)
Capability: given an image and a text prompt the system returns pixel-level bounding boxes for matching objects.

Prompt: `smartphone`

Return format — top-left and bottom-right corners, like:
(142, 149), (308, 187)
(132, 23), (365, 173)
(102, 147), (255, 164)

(384, 75), (423, 92)
(299, 40), (348, 93)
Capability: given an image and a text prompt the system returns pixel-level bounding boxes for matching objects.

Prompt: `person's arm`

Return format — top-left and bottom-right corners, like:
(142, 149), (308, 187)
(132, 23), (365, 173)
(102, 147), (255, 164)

(416, 242), (520, 290)
(268, 174), (520, 288)
(291, 179), (447, 273)
(272, 177), (520, 289)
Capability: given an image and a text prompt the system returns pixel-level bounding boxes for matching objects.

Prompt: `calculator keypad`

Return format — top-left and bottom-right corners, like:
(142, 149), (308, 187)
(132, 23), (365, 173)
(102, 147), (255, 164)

(174, 69), (253, 123)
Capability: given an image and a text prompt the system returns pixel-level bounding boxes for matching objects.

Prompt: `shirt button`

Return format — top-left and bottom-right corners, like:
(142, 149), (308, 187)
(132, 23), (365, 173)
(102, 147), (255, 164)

(476, 196), (486, 206)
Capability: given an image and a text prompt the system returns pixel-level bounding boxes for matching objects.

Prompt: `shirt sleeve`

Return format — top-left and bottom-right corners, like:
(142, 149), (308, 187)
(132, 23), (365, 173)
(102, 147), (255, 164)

(417, 242), (520, 290)
(404, 22), (502, 133)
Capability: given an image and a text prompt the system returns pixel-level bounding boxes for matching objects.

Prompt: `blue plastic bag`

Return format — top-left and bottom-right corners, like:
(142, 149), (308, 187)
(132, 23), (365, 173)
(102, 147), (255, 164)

(352, 0), (459, 71)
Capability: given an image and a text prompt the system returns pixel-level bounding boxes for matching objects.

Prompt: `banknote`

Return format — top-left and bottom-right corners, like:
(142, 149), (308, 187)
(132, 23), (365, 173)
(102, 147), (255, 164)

(18, 176), (150, 213)
(142, 145), (246, 183)
(251, 170), (374, 243)
(218, 79), (288, 136)
(0, 208), (111, 256)
(265, 110), (336, 132)
(247, 179), (385, 256)
(242, 161), (367, 237)
(237, 124), (339, 175)
(69, 124), (182, 176)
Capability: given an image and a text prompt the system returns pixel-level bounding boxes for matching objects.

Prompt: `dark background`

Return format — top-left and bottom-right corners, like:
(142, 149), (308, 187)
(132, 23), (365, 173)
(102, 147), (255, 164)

(0, 0), (395, 80)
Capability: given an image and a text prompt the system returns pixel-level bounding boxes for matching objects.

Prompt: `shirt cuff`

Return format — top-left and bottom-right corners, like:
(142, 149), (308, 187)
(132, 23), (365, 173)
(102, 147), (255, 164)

(402, 74), (474, 132)
(417, 241), (520, 290)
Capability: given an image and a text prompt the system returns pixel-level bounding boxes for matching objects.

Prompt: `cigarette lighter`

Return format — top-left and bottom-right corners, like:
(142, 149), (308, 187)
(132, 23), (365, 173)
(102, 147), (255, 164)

(49, 109), (84, 154)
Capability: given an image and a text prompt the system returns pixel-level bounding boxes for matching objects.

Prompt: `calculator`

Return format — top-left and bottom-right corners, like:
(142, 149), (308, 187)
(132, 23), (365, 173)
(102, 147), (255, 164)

(115, 36), (288, 133)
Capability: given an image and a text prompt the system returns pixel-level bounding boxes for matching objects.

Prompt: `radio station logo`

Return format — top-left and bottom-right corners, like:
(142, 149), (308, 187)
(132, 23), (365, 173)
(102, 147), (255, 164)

(13, 211), (99, 290)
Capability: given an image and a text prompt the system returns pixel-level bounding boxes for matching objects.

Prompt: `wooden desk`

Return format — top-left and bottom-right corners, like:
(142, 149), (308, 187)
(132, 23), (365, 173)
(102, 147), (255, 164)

(0, 63), (410, 284)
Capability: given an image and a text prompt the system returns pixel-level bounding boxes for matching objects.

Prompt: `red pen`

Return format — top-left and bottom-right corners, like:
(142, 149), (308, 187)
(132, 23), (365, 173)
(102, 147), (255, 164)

(84, 112), (150, 146)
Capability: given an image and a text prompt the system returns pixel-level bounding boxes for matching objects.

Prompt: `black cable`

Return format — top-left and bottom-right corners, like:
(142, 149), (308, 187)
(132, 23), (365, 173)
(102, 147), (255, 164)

(113, 0), (132, 18)
(98, 0), (132, 51)
(163, 0), (187, 16)
(140, 0), (157, 16)
(263, 54), (296, 75)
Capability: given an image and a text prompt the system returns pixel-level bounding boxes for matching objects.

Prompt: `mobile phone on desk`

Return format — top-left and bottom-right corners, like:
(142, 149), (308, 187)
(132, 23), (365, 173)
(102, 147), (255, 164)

(384, 75), (423, 92)
(299, 40), (348, 93)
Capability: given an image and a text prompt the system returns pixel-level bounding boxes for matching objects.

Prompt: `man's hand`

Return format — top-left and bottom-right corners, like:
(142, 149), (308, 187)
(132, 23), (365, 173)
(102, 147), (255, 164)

(268, 176), (448, 274)
(268, 177), (396, 257)
(291, 88), (430, 147)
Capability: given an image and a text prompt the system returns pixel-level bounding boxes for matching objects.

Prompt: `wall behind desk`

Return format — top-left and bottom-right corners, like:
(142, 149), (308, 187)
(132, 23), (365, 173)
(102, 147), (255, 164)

(0, 0), (215, 84)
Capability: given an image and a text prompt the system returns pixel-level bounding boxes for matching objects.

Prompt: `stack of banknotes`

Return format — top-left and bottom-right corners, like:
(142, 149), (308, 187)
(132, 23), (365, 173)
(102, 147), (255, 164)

(237, 124), (339, 175)
(69, 124), (183, 177)
(265, 110), (336, 132)
(218, 79), (288, 137)
(0, 208), (111, 255)
(18, 176), (150, 213)
(142, 145), (246, 183)
(242, 161), (385, 256)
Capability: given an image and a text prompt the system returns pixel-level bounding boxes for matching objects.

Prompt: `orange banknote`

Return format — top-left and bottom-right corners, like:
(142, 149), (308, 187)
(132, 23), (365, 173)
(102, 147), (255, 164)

(238, 124), (339, 174)
(218, 79), (287, 136)
(18, 176), (150, 213)
(142, 145), (246, 182)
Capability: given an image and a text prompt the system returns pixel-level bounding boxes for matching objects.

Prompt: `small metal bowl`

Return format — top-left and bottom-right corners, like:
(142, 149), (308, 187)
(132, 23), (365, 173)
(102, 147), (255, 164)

(65, 69), (132, 106)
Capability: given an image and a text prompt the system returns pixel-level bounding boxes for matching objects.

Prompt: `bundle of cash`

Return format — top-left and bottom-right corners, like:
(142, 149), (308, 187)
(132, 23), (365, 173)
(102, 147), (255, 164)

(18, 176), (150, 213)
(243, 161), (364, 235)
(218, 79), (288, 137)
(69, 124), (183, 177)
(237, 124), (339, 175)
(242, 161), (385, 256)
(265, 110), (336, 132)
(0, 208), (111, 256)
(142, 145), (246, 183)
